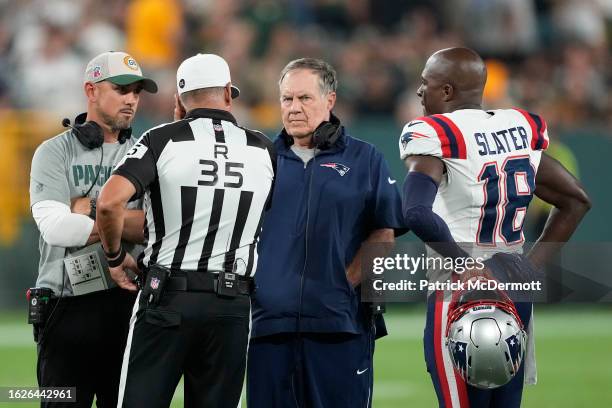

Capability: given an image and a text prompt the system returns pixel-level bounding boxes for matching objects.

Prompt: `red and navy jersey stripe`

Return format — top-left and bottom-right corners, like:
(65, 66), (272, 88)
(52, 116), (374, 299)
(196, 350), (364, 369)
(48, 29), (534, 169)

(417, 115), (467, 159)
(513, 108), (549, 151)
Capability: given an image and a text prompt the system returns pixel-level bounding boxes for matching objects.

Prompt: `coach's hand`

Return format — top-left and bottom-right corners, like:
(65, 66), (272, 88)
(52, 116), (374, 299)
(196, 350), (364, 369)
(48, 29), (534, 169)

(71, 197), (92, 215)
(109, 252), (140, 291)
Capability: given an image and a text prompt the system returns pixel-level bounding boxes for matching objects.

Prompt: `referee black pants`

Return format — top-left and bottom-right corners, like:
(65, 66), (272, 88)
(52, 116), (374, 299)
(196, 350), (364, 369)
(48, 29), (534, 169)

(118, 290), (250, 408)
(36, 288), (136, 408)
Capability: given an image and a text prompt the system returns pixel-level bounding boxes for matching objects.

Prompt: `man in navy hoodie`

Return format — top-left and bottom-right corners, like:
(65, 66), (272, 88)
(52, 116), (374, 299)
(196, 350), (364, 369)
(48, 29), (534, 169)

(247, 58), (405, 408)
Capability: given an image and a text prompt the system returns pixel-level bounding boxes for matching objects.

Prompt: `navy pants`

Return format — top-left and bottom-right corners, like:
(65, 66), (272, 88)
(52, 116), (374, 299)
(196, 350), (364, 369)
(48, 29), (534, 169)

(247, 331), (375, 408)
(424, 291), (532, 408)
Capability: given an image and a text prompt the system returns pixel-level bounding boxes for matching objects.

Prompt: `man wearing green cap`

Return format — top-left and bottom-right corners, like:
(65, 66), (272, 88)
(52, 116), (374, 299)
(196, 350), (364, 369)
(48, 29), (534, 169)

(29, 51), (157, 407)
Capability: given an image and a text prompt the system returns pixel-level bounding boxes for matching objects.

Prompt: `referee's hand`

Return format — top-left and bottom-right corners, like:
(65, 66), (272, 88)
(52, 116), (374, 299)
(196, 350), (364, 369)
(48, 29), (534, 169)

(109, 253), (140, 292)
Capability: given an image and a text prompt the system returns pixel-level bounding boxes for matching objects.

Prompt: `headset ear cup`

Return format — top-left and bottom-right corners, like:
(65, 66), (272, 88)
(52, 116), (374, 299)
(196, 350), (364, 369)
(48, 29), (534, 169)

(74, 121), (104, 149)
(118, 127), (132, 144)
(312, 122), (339, 149)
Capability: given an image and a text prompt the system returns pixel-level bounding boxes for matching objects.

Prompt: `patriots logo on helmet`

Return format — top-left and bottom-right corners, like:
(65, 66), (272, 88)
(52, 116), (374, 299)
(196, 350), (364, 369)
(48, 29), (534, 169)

(400, 130), (429, 150)
(150, 277), (160, 290)
(320, 162), (350, 176)
(505, 334), (523, 372)
(450, 340), (468, 377)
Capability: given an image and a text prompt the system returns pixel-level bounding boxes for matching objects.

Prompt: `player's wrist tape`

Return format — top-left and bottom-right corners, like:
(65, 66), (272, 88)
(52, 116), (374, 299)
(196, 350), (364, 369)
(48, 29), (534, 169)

(105, 246), (126, 267)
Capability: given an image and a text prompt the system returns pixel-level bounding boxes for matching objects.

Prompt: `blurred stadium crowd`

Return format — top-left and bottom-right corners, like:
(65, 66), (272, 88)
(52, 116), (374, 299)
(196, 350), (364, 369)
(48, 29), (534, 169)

(0, 0), (610, 129)
(0, 0), (610, 245)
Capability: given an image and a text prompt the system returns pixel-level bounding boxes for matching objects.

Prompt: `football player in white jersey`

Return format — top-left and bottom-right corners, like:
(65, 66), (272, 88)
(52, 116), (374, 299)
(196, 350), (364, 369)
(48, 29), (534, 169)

(399, 47), (591, 407)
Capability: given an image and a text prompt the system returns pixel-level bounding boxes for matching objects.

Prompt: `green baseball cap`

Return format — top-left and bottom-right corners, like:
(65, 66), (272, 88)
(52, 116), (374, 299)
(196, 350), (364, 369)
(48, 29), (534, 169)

(84, 51), (158, 93)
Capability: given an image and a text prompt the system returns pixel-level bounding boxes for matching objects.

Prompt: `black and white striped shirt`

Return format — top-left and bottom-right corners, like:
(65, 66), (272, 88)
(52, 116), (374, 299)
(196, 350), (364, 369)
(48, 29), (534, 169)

(114, 108), (276, 277)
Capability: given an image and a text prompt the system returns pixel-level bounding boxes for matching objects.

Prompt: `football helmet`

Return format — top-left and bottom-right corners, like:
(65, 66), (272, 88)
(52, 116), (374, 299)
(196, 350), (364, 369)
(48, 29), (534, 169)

(445, 276), (527, 389)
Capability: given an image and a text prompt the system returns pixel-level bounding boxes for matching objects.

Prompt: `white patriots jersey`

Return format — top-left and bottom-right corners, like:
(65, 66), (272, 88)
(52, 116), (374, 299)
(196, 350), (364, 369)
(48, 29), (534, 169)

(399, 108), (549, 250)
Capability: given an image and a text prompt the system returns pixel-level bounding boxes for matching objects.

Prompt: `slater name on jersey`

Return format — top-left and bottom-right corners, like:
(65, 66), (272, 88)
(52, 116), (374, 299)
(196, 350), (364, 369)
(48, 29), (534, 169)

(474, 126), (529, 156)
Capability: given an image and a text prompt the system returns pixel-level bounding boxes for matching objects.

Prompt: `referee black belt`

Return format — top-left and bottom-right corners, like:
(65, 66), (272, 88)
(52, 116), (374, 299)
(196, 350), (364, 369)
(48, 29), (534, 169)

(165, 271), (254, 296)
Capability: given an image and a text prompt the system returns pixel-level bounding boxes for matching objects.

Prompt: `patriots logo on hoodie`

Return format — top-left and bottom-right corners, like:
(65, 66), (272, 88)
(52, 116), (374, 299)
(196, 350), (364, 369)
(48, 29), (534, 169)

(320, 162), (350, 176)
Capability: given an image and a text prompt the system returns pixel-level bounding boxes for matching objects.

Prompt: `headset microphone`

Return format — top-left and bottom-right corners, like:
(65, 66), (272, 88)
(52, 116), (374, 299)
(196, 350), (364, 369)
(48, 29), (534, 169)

(62, 114), (131, 148)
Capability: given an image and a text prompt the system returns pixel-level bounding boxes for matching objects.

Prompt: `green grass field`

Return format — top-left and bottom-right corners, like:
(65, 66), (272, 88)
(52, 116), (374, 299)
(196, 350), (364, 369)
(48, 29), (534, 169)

(1, 305), (611, 407)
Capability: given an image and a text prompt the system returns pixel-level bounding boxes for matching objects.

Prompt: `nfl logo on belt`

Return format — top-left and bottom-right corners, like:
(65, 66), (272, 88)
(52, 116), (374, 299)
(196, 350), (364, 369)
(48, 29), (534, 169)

(150, 277), (160, 290)
(213, 124), (223, 132)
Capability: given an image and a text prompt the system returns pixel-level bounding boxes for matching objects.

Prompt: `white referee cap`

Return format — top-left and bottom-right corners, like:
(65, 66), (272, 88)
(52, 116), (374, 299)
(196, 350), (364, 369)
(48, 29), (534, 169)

(176, 53), (240, 98)
(84, 51), (158, 93)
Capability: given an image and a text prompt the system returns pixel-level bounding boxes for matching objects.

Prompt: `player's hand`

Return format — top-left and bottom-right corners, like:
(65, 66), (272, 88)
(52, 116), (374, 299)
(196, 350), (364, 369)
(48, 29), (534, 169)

(109, 252), (140, 291)
(174, 93), (186, 121)
(487, 253), (538, 283)
(71, 197), (92, 216)
(456, 265), (495, 284)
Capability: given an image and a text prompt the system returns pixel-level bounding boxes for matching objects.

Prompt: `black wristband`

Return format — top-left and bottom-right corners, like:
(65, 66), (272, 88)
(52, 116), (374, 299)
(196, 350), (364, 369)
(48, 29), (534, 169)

(89, 198), (96, 220)
(103, 245), (122, 259)
(106, 247), (126, 268)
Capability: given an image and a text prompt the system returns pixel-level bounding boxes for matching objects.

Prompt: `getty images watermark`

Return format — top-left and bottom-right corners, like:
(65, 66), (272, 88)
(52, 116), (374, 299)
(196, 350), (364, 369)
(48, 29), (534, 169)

(360, 242), (612, 303)
(371, 253), (542, 293)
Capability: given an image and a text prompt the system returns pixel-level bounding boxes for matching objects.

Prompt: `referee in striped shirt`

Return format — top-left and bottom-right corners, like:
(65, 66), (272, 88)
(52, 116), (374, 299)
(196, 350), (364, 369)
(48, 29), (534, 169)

(96, 54), (276, 408)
